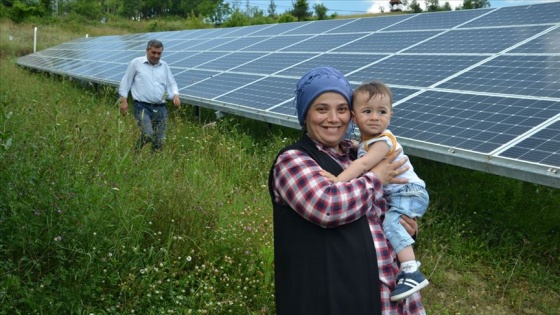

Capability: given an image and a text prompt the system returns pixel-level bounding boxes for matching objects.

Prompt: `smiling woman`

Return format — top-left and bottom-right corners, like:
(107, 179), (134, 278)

(268, 66), (423, 315)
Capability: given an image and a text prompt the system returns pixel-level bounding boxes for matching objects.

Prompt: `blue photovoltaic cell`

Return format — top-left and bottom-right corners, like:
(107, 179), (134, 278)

(156, 31), (183, 40)
(280, 33), (365, 52)
(81, 63), (124, 79)
(500, 120), (560, 167)
(220, 24), (275, 37)
(276, 53), (386, 77)
(16, 55), (45, 69)
(195, 52), (267, 71)
(95, 64), (128, 81)
(217, 77), (295, 110)
(249, 22), (310, 36)
(173, 28), (219, 40)
(62, 64), (90, 76)
(111, 51), (143, 63)
(37, 49), (67, 57)
(240, 35), (311, 52)
(510, 27), (560, 53)
(326, 15), (409, 34)
(439, 55), (560, 98)
(385, 8), (492, 31)
(333, 31), (441, 53)
(209, 36), (269, 51)
(233, 53), (318, 75)
(52, 39), (86, 49)
(268, 102), (296, 116)
(407, 26), (549, 54)
(188, 37), (238, 50)
(87, 50), (122, 62)
(183, 73), (262, 99)
(163, 51), (196, 66)
(460, 2), (560, 27)
(32, 57), (62, 70)
(174, 69), (216, 91)
(172, 52), (228, 69)
(390, 87), (421, 103)
(390, 91), (560, 153)
(348, 55), (487, 87)
(164, 40), (193, 51)
(109, 40), (145, 51)
(17, 55), (44, 69)
(207, 27), (242, 39)
(165, 39), (207, 51)
(55, 60), (86, 73)
(118, 34), (145, 41)
(282, 19), (355, 35)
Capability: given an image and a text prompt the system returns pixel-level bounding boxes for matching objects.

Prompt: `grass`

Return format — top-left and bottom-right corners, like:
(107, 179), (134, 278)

(1, 18), (559, 314)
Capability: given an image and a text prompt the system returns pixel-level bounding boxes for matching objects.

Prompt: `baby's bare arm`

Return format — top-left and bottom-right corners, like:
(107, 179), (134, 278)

(336, 141), (391, 182)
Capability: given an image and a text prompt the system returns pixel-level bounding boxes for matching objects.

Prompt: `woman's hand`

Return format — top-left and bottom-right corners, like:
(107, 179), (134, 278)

(319, 169), (340, 183)
(400, 215), (418, 238)
(370, 148), (410, 185)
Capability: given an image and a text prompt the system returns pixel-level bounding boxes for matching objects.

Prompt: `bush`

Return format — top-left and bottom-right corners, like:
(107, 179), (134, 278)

(222, 9), (250, 27)
(277, 13), (297, 23)
(8, 1), (45, 23)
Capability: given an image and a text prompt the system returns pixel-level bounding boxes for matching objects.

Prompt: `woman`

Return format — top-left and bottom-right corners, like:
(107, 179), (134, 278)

(268, 67), (425, 314)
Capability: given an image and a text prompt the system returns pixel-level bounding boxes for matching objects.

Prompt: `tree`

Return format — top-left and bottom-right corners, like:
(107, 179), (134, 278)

(245, 5), (264, 18)
(102, 0), (122, 16)
(460, 0), (490, 10)
(68, 0), (103, 19)
(142, 0), (171, 18)
(206, 0), (231, 27)
(313, 2), (328, 20)
(408, 0), (422, 13)
(426, 0), (440, 12)
(178, 0), (204, 17)
(441, 1), (452, 11)
(230, 0), (241, 11)
(277, 11), (297, 23)
(186, 10), (207, 28)
(223, 7), (249, 27)
(39, 0), (52, 15)
(120, 0), (142, 19)
(9, 1), (45, 22)
(267, 0), (276, 18)
(291, 0), (311, 22)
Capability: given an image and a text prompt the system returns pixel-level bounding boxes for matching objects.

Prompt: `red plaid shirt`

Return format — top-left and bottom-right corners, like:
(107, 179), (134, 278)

(272, 138), (425, 315)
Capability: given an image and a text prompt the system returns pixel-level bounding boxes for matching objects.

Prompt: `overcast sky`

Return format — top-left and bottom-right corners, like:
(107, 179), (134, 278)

(235, 0), (557, 15)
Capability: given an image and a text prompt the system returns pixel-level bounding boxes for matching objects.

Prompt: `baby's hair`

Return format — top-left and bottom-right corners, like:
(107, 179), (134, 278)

(353, 81), (393, 108)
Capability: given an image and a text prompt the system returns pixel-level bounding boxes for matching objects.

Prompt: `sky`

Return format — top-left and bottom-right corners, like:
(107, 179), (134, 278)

(237, 0), (557, 15)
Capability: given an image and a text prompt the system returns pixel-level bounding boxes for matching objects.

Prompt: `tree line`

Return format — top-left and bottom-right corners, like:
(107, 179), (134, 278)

(1, 0), (491, 27)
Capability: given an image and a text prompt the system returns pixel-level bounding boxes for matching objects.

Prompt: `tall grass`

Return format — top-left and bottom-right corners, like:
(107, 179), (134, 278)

(1, 18), (559, 314)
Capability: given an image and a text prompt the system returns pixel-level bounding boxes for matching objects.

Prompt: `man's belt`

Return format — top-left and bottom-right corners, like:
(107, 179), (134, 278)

(134, 100), (165, 106)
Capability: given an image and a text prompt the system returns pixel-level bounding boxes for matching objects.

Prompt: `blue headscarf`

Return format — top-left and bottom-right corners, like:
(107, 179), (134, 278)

(294, 66), (353, 127)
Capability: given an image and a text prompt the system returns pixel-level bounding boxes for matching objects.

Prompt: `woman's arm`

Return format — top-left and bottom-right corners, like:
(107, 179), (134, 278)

(272, 149), (384, 229)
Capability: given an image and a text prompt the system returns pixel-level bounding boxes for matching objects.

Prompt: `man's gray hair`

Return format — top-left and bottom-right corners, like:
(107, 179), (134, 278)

(147, 39), (163, 50)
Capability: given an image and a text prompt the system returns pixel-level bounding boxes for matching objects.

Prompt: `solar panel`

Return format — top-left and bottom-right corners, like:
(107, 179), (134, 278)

(16, 2), (560, 188)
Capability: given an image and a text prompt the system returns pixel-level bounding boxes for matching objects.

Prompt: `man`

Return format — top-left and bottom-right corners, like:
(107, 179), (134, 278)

(118, 39), (181, 153)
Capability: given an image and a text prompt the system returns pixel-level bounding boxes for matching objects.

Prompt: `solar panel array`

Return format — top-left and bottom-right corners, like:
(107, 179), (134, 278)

(17, 2), (560, 188)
